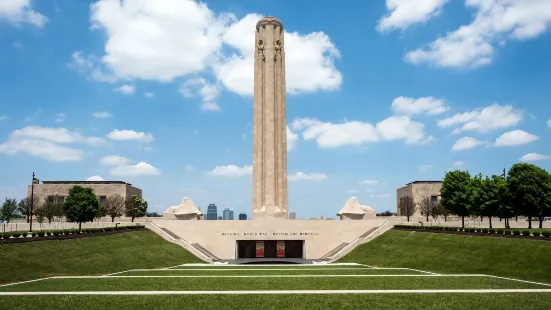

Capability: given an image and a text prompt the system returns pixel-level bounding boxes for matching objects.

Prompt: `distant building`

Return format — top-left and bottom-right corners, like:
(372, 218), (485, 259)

(223, 207), (234, 220)
(396, 181), (442, 216)
(28, 181), (141, 207)
(239, 213), (247, 220)
(217, 216), (223, 220)
(289, 212), (296, 220)
(206, 204), (218, 221)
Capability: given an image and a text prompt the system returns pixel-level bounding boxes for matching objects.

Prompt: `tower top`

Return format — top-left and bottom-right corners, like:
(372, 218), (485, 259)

(256, 16), (283, 31)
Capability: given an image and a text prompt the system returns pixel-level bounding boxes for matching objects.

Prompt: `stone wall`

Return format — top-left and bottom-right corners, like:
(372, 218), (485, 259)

(27, 183), (142, 204)
(396, 182), (442, 216)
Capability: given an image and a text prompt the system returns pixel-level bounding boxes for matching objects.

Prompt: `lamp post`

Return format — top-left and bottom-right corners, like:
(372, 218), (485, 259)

(29, 172), (38, 232)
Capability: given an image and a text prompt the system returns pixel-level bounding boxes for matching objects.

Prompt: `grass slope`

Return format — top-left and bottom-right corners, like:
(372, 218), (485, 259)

(339, 230), (551, 283)
(0, 230), (202, 284)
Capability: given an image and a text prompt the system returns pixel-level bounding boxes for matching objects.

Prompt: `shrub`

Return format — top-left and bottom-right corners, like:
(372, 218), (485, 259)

(521, 230), (530, 236)
(53, 231), (60, 236)
(532, 231), (541, 237)
(32, 232), (37, 237)
(496, 229), (504, 234)
(513, 230), (520, 235)
(504, 230), (511, 235)
(480, 228), (488, 233)
(489, 228), (495, 234)
(37, 232), (45, 237)
(542, 231), (551, 237)
(11, 233), (21, 238)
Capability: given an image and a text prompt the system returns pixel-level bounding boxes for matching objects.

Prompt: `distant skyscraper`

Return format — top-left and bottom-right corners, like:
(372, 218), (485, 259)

(217, 216), (223, 220)
(289, 212), (296, 220)
(207, 204), (218, 221)
(223, 207), (234, 220)
(239, 213), (247, 220)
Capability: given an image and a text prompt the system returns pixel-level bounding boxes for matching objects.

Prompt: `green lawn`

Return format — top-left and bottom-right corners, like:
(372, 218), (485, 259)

(339, 229), (551, 283)
(112, 268), (423, 276)
(170, 264), (369, 269)
(0, 230), (202, 284)
(0, 276), (544, 291)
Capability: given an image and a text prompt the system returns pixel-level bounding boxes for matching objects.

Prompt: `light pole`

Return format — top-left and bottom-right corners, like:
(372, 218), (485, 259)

(29, 172), (37, 232)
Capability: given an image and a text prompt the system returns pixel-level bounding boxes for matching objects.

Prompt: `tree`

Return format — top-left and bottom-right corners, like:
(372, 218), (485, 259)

(17, 196), (39, 223)
(507, 163), (551, 229)
(398, 196), (416, 222)
(0, 198), (18, 223)
(478, 175), (505, 229)
(469, 173), (486, 222)
(441, 170), (472, 228)
(104, 194), (125, 222)
(146, 211), (162, 217)
(431, 203), (440, 220)
(63, 186), (101, 230)
(418, 196), (432, 222)
(125, 195), (148, 222)
(42, 196), (65, 224)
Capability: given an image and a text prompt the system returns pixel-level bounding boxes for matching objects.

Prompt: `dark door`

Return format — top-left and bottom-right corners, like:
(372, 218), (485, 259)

(285, 240), (304, 258)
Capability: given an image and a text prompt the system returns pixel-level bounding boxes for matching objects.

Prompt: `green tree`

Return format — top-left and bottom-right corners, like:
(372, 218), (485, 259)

(104, 194), (125, 222)
(507, 163), (551, 229)
(43, 196), (65, 224)
(441, 170), (472, 228)
(63, 186), (101, 230)
(479, 175), (504, 229)
(0, 198), (19, 223)
(469, 173), (486, 222)
(398, 196), (416, 222)
(125, 195), (148, 222)
(17, 196), (39, 223)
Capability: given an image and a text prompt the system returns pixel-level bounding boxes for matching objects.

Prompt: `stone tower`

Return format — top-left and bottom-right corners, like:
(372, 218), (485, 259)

(252, 16), (288, 220)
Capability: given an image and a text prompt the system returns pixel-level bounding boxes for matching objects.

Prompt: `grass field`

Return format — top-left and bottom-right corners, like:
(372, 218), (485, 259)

(1, 263), (550, 309)
(0, 230), (202, 284)
(339, 229), (551, 283)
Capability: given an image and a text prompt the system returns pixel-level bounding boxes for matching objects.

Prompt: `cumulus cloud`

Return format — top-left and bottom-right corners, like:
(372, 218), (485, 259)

(208, 165), (252, 177)
(391, 96), (448, 115)
(109, 162), (161, 176)
(72, 1), (342, 97)
(547, 119), (551, 128)
(100, 155), (132, 166)
(107, 129), (154, 143)
(9, 126), (106, 145)
(519, 153), (550, 162)
(0, 0), (47, 27)
(288, 172), (327, 181)
(494, 130), (539, 146)
(286, 126), (299, 151)
(437, 103), (522, 134)
(451, 136), (486, 151)
(377, 0), (449, 32)
(180, 77), (220, 111)
(87, 175), (105, 181)
(405, 0), (551, 68)
(114, 85), (135, 95)
(92, 112), (113, 119)
(0, 139), (83, 162)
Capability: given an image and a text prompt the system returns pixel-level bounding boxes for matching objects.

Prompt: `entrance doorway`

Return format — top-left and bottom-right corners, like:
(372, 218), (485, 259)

(237, 240), (304, 259)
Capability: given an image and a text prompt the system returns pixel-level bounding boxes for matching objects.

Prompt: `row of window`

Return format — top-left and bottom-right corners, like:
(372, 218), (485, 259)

(46, 195), (107, 205)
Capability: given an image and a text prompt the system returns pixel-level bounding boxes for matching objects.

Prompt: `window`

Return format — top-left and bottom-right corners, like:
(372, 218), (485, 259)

(431, 196), (438, 206)
(98, 196), (107, 206)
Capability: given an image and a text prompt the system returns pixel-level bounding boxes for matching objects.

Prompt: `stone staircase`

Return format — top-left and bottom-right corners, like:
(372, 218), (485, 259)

(144, 223), (213, 262)
(191, 243), (220, 261)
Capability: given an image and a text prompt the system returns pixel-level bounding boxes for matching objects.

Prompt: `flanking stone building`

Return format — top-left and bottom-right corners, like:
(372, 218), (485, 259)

(396, 181), (442, 216)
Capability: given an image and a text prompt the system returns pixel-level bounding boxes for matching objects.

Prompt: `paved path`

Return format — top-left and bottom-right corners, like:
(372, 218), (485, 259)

(2, 289), (551, 295)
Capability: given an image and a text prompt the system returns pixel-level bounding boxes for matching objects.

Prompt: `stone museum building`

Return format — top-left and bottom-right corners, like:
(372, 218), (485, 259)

(396, 181), (442, 216)
(28, 180), (142, 205)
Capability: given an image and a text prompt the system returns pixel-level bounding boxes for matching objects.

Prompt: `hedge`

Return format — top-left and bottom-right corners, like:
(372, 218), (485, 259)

(0, 225), (145, 240)
(393, 225), (549, 239)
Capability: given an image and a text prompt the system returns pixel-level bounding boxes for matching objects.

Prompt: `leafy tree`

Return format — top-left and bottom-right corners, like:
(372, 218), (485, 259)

(17, 196), (39, 223)
(431, 203), (440, 220)
(478, 175), (505, 229)
(398, 196), (416, 222)
(507, 163), (551, 229)
(43, 196), (65, 224)
(418, 196), (432, 222)
(0, 198), (18, 223)
(439, 203), (450, 222)
(146, 211), (162, 217)
(104, 194), (125, 222)
(469, 173), (486, 222)
(63, 186), (101, 230)
(441, 170), (472, 228)
(125, 195), (148, 222)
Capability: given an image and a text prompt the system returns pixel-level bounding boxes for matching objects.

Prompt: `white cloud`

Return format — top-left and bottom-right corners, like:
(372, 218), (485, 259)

(437, 103), (522, 134)
(519, 153), (550, 162)
(208, 165), (252, 177)
(288, 172), (327, 181)
(109, 162), (161, 176)
(357, 180), (382, 185)
(451, 136), (486, 151)
(0, 0), (47, 27)
(100, 155), (132, 166)
(0, 139), (83, 162)
(92, 112), (113, 119)
(180, 77), (220, 111)
(287, 126), (299, 151)
(391, 96), (448, 115)
(405, 0), (551, 68)
(55, 113), (66, 123)
(144, 92), (154, 98)
(73, 2), (341, 97)
(377, 0), (449, 32)
(107, 129), (154, 143)
(375, 116), (435, 144)
(10, 126), (106, 146)
(114, 85), (135, 95)
(452, 160), (466, 168)
(494, 130), (539, 146)
(418, 164), (434, 172)
(547, 119), (551, 128)
(87, 175), (105, 181)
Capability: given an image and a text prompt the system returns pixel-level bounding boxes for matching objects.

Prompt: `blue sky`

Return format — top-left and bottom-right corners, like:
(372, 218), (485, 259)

(1, 0), (551, 218)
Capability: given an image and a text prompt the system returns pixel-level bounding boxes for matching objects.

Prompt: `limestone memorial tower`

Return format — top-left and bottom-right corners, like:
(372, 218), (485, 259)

(252, 16), (288, 220)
